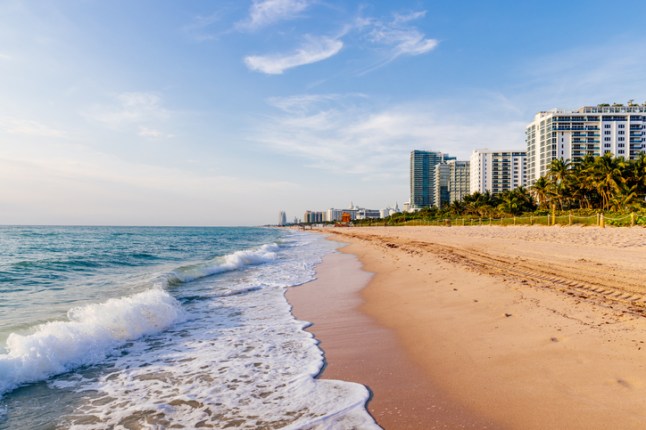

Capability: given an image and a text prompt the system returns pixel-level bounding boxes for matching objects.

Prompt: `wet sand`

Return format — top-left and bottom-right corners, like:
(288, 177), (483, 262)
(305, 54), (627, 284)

(287, 250), (495, 429)
(288, 226), (646, 429)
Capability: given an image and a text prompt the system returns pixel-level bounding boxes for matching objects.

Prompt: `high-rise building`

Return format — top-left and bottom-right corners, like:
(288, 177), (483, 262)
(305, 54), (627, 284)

(526, 104), (646, 183)
(278, 211), (287, 226)
(447, 160), (470, 204)
(433, 163), (450, 209)
(409, 150), (455, 208)
(470, 149), (527, 194)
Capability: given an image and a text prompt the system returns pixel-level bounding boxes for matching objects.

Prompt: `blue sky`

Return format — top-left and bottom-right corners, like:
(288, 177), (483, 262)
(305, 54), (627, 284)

(2, 0), (646, 225)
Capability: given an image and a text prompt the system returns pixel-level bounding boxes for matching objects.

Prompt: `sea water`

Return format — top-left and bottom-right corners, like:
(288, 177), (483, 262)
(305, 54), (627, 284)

(0, 226), (378, 429)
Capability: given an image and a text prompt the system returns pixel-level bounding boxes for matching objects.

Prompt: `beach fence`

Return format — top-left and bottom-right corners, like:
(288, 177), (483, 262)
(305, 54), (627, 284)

(359, 212), (646, 228)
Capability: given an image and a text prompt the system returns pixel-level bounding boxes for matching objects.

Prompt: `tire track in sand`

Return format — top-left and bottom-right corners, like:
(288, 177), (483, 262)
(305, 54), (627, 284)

(331, 230), (646, 318)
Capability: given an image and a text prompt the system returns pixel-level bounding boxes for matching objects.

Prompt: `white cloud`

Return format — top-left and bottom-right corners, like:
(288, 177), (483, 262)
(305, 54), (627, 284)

(517, 40), (646, 110)
(253, 95), (526, 179)
(85, 92), (167, 127)
(138, 126), (173, 139)
(365, 12), (438, 59)
(83, 92), (174, 139)
(392, 11), (427, 25)
(267, 93), (367, 114)
(244, 35), (343, 74)
(238, 0), (312, 31)
(0, 117), (66, 138)
(183, 13), (221, 42)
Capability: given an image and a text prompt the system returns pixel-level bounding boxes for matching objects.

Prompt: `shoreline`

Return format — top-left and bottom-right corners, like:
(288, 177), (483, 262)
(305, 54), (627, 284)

(288, 226), (646, 429)
(286, 240), (495, 429)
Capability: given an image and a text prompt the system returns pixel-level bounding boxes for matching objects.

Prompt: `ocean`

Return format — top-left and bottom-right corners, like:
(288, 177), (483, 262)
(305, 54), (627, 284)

(0, 226), (378, 429)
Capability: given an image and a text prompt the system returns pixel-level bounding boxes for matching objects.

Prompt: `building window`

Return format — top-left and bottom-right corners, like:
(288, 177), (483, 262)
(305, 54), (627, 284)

(604, 143), (611, 148)
(618, 130), (625, 135)
(619, 137), (625, 142)
(604, 130), (611, 135)
(619, 150), (625, 154)
(604, 137), (611, 142)
(618, 124), (625, 129)
(604, 124), (611, 129)
(618, 143), (625, 148)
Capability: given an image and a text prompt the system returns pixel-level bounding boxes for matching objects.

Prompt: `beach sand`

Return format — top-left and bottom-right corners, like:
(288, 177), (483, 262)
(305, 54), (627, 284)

(287, 226), (646, 429)
(287, 251), (494, 429)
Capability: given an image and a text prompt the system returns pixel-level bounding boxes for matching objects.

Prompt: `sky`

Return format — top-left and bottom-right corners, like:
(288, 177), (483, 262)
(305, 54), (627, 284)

(2, 0), (646, 226)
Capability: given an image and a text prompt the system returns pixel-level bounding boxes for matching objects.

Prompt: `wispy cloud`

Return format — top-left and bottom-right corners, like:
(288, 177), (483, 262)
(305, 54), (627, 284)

(83, 92), (174, 138)
(0, 117), (66, 138)
(361, 10), (438, 61)
(254, 94), (525, 178)
(237, 0), (312, 31)
(267, 93), (367, 114)
(244, 35), (343, 74)
(183, 13), (222, 42)
(138, 126), (173, 140)
(517, 40), (646, 109)
(392, 10), (427, 25)
(85, 92), (167, 127)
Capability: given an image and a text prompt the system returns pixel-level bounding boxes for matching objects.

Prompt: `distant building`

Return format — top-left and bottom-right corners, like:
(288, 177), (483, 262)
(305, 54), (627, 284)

(526, 104), (646, 183)
(303, 211), (324, 224)
(410, 150), (455, 208)
(356, 208), (381, 220)
(278, 211), (287, 226)
(379, 202), (401, 218)
(326, 204), (358, 222)
(433, 163), (450, 209)
(447, 160), (470, 204)
(323, 202), (393, 221)
(470, 149), (526, 194)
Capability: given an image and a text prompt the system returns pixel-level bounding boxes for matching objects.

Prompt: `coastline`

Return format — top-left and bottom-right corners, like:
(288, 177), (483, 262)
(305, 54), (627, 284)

(286, 240), (495, 429)
(288, 226), (646, 429)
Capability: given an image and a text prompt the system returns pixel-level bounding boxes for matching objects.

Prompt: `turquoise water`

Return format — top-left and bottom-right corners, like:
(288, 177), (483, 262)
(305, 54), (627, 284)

(0, 226), (378, 429)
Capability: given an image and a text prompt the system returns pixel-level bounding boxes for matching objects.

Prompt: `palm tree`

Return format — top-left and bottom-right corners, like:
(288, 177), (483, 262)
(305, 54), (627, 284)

(586, 153), (625, 210)
(498, 188), (535, 215)
(626, 152), (646, 200)
(530, 176), (551, 209)
(548, 158), (571, 184)
(547, 158), (572, 209)
(608, 183), (638, 211)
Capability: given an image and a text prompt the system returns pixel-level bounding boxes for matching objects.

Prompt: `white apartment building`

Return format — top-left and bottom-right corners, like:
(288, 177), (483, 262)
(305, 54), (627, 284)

(525, 104), (646, 183)
(470, 149), (527, 194)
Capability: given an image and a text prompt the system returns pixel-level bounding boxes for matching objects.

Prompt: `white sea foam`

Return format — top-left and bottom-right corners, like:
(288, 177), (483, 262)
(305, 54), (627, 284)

(53, 232), (379, 429)
(0, 288), (183, 396)
(164, 243), (279, 285)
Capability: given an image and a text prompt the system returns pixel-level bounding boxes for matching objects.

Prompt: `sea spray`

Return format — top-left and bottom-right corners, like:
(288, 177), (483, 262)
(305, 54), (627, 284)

(0, 288), (183, 396)
(0, 227), (379, 429)
(163, 243), (279, 285)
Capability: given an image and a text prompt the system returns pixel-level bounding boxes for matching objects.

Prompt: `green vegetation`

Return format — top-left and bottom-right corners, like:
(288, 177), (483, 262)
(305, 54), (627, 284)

(536, 153), (646, 212)
(355, 153), (646, 227)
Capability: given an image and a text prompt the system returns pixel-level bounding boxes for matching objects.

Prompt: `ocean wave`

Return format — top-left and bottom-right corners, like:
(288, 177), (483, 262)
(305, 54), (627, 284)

(0, 288), (183, 397)
(163, 243), (279, 286)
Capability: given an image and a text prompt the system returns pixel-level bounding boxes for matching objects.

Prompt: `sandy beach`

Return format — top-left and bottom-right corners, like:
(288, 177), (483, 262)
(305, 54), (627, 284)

(288, 225), (646, 429)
